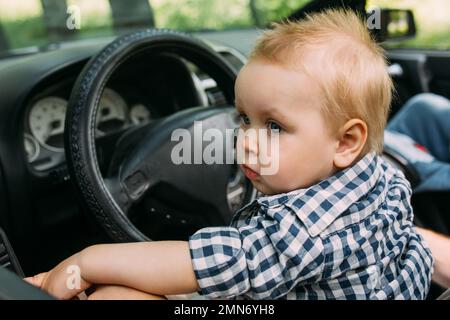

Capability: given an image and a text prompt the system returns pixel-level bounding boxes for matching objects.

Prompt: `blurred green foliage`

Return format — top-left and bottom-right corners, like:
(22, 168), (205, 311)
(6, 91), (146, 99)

(152, 0), (253, 31)
(1, 16), (47, 49)
(150, 0), (311, 30)
(0, 15), (115, 50)
(255, 0), (310, 25)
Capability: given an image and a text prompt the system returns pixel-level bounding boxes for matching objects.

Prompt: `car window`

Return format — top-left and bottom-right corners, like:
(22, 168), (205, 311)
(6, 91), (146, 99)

(153, 0), (310, 31)
(0, 0), (114, 52)
(0, 0), (310, 56)
(367, 0), (450, 50)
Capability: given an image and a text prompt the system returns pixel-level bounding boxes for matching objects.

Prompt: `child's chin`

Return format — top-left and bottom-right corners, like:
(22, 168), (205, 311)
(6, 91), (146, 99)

(252, 182), (277, 196)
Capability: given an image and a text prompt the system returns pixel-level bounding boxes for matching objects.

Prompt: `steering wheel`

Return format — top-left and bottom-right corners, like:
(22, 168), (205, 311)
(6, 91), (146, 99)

(64, 29), (255, 242)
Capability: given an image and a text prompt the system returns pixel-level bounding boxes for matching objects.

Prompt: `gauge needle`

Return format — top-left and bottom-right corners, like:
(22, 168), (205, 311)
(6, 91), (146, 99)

(49, 122), (64, 136)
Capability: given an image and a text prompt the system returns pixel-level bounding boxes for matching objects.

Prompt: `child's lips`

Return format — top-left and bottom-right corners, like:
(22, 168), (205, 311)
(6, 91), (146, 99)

(241, 164), (260, 180)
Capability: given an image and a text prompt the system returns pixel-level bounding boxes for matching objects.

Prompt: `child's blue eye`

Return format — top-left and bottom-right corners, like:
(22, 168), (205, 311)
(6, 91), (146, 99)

(268, 121), (282, 133)
(239, 114), (250, 125)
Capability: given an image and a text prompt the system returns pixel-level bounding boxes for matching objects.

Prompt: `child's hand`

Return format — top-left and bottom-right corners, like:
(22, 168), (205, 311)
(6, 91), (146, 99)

(24, 251), (91, 300)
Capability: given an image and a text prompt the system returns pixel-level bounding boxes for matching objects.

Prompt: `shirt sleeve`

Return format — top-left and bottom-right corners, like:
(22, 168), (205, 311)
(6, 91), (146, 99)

(189, 227), (249, 298)
(188, 208), (326, 299)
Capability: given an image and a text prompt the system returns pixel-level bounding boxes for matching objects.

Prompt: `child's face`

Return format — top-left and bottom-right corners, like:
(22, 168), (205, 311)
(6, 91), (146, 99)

(235, 59), (338, 195)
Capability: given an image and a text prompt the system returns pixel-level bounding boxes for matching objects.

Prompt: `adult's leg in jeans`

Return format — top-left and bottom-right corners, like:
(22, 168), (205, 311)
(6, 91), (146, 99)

(387, 93), (450, 162)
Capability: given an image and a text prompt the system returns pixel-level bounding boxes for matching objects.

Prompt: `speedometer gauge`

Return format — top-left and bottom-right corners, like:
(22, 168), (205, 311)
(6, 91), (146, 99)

(96, 88), (127, 134)
(130, 104), (151, 125)
(29, 96), (67, 152)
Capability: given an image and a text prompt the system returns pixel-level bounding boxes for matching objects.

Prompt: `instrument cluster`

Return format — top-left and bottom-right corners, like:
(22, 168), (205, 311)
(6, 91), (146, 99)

(24, 87), (153, 171)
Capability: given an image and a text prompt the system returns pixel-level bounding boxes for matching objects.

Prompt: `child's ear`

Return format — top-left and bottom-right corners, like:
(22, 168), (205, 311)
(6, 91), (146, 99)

(333, 119), (368, 169)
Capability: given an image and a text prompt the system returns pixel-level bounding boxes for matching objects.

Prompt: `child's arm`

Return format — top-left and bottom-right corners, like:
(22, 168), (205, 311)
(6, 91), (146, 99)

(25, 241), (199, 300)
(87, 284), (167, 300)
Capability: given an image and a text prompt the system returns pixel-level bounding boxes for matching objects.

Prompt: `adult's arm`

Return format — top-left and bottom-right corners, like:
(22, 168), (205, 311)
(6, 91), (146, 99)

(417, 227), (450, 288)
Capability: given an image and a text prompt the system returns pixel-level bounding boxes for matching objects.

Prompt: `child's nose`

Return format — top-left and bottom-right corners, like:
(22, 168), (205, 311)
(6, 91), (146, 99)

(242, 130), (259, 155)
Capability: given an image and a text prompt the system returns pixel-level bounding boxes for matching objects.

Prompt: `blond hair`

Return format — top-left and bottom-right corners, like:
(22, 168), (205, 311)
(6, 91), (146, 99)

(250, 9), (393, 154)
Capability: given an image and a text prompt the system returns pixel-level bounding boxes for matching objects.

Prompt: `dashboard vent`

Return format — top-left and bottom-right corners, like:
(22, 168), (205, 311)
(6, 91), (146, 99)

(194, 49), (246, 107)
(205, 86), (227, 106)
(0, 243), (12, 270)
(219, 50), (246, 72)
(204, 50), (246, 106)
(0, 228), (24, 276)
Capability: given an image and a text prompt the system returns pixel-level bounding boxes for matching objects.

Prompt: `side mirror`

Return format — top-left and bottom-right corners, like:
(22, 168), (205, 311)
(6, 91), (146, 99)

(367, 8), (416, 42)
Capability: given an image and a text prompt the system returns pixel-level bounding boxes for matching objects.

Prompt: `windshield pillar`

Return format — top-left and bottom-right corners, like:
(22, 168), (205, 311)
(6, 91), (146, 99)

(109, 0), (155, 35)
(40, 0), (77, 43)
(0, 22), (9, 51)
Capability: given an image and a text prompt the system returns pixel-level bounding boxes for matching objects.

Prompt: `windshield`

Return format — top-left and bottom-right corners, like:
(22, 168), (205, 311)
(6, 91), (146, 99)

(0, 0), (310, 56)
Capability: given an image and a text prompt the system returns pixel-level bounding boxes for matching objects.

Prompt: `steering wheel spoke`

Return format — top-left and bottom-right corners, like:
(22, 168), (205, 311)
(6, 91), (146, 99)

(108, 107), (240, 223)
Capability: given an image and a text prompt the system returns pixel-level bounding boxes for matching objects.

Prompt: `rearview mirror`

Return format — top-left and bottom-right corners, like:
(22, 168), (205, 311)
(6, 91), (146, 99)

(368, 8), (416, 42)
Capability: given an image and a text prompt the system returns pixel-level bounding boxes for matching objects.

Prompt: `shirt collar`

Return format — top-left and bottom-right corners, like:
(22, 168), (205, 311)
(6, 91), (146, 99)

(256, 152), (382, 237)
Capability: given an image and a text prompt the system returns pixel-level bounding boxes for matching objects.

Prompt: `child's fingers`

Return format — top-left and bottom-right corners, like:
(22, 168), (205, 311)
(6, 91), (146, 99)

(24, 272), (48, 288)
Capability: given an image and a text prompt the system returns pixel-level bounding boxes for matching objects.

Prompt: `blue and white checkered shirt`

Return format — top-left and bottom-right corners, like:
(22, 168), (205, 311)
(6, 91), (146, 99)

(189, 152), (434, 299)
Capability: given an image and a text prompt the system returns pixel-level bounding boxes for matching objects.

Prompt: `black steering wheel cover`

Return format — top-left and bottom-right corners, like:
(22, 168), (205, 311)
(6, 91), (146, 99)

(65, 29), (238, 242)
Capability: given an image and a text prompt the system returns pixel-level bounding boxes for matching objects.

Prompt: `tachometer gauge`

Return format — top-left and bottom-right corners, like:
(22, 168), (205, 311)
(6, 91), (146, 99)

(29, 96), (67, 152)
(24, 133), (40, 162)
(130, 104), (151, 125)
(96, 88), (127, 134)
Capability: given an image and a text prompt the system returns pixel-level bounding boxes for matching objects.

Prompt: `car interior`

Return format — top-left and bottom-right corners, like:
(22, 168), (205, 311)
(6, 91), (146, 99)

(0, 0), (449, 299)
